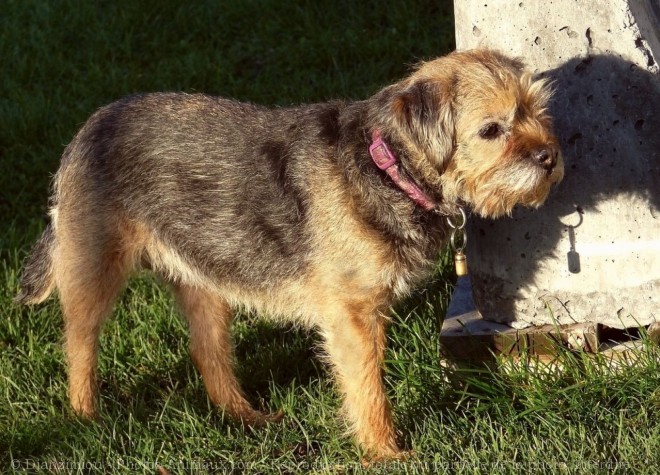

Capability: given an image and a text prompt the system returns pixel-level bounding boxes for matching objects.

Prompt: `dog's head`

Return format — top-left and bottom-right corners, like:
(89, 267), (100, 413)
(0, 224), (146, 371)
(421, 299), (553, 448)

(378, 49), (564, 218)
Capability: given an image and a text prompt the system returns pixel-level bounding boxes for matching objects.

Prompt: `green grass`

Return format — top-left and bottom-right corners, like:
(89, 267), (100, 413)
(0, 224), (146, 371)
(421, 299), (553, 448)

(2, 1), (660, 474)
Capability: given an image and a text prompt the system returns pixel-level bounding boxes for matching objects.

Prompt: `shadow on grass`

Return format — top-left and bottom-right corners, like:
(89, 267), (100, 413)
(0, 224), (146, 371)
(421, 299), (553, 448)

(97, 319), (325, 423)
(233, 321), (325, 397)
(3, 417), (63, 460)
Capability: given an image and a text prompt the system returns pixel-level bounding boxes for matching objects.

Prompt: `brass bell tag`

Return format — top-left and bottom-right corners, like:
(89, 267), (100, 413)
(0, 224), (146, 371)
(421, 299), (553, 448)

(454, 250), (468, 276)
(447, 207), (469, 277)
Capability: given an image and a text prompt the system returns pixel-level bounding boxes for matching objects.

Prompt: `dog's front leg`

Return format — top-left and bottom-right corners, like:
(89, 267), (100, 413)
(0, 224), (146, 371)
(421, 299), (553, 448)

(321, 306), (400, 458)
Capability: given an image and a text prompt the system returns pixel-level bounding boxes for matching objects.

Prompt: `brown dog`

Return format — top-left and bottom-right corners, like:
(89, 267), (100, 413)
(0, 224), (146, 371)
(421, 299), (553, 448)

(17, 49), (563, 457)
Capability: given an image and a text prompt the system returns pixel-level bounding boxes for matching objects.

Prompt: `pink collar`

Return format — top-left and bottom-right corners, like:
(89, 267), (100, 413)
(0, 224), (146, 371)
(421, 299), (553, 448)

(368, 130), (437, 212)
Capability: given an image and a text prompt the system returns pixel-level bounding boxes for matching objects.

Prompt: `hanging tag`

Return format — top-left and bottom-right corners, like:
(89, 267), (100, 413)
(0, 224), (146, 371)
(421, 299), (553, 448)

(447, 207), (469, 277)
(454, 250), (468, 276)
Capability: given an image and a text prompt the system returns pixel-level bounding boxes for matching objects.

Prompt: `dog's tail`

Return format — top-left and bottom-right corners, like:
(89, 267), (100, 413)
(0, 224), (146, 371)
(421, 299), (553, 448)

(15, 222), (56, 305)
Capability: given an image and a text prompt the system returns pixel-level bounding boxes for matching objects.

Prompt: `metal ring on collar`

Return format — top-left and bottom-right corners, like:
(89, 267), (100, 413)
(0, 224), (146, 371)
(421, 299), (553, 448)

(447, 206), (467, 230)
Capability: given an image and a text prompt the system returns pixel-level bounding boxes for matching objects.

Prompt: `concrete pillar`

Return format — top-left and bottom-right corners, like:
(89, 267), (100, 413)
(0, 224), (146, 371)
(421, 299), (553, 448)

(450, 0), (660, 329)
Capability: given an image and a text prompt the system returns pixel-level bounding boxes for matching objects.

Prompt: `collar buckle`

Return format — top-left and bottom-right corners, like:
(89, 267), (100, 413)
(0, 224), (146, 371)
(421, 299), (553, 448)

(368, 129), (437, 212)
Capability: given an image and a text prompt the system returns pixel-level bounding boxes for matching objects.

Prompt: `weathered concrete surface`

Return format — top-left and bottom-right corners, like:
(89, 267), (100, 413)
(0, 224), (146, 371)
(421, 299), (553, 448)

(452, 0), (660, 328)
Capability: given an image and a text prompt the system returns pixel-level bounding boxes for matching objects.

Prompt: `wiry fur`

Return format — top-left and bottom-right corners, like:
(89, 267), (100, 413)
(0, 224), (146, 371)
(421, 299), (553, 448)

(17, 49), (563, 458)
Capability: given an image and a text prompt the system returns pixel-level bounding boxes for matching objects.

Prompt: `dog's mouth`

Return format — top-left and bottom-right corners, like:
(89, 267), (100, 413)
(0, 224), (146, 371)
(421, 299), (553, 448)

(520, 145), (565, 193)
(465, 154), (564, 219)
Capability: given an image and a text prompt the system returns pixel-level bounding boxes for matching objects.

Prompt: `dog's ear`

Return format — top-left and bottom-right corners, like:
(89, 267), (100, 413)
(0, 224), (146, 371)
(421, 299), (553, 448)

(390, 79), (455, 171)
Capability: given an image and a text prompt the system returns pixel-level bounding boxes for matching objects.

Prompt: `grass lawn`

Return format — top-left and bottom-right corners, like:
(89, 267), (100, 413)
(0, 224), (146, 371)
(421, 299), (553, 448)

(2, 1), (660, 473)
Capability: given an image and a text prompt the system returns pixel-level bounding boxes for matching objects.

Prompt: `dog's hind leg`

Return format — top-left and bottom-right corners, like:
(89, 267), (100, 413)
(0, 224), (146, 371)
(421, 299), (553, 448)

(321, 304), (401, 457)
(54, 218), (131, 419)
(173, 284), (282, 427)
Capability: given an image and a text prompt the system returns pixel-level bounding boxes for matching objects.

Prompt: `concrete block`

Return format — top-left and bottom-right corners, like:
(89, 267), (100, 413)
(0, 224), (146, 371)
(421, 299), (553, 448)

(452, 0), (660, 328)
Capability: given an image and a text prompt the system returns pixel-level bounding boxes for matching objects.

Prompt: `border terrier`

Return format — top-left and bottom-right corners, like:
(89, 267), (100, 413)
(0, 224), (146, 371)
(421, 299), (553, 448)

(17, 49), (563, 457)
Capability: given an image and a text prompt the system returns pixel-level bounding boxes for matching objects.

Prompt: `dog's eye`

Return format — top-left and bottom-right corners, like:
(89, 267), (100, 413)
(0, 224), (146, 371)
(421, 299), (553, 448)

(479, 123), (503, 140)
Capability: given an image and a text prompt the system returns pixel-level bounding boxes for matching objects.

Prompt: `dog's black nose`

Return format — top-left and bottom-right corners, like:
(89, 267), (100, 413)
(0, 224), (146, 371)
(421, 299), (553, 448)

(533, 148), (556, 171)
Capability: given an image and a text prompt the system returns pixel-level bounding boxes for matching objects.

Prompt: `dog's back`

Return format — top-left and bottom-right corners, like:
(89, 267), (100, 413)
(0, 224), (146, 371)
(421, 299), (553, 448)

(18, 93), (350, 303)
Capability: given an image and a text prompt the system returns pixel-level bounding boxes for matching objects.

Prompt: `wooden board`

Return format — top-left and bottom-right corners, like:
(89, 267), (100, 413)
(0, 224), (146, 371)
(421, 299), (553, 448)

(440, 311), (600, 362)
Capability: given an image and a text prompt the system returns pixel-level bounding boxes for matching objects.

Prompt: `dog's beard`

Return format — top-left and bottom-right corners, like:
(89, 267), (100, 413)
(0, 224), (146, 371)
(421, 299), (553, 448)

(466, 160), (562, 218)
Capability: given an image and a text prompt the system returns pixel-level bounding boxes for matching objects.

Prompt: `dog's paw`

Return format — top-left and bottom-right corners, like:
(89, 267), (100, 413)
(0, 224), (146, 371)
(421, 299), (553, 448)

(240, 409), (284, 428)
(70, 403), (100, 421)
(361, 449), (416, 468)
